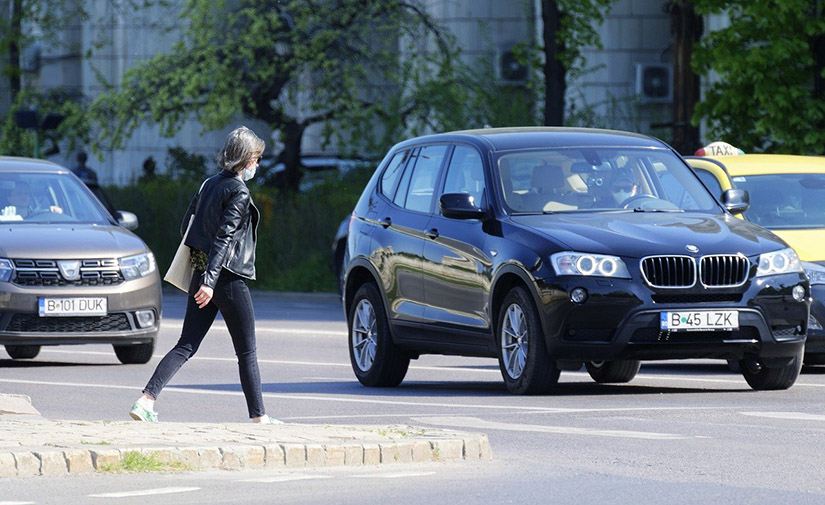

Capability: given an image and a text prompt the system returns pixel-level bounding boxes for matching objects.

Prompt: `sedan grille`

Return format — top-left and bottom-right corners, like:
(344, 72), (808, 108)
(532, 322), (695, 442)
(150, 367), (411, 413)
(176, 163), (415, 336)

(6, 313), (132, 333)
(12, 258), (123, 287)
(700, 255), (749, 287)
(640, 256), (696, 288)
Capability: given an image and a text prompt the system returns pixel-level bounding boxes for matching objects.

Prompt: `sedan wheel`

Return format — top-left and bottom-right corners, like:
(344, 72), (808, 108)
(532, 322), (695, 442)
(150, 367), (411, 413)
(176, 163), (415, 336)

(585, 360), (640, 383)
(497, 286), (559, 395)
(348, 283), (410, 387)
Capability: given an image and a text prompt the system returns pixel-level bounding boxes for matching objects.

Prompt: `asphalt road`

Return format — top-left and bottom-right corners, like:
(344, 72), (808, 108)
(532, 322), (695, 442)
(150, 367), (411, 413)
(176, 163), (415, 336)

(3, 289), (825, 504)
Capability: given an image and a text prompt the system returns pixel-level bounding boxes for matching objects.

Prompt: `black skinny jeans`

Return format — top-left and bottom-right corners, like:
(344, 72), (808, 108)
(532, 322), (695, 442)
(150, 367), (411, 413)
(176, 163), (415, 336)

(143, 268), (265, 418)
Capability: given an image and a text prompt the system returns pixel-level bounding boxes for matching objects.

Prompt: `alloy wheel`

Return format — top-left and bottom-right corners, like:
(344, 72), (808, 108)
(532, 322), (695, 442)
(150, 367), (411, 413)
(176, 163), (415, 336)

(352, 299), (377, 372)
(501, 303), (528, 379)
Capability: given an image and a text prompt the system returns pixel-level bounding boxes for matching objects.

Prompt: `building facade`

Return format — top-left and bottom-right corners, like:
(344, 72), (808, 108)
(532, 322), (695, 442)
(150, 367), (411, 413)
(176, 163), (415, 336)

(3, 0), (700, 184)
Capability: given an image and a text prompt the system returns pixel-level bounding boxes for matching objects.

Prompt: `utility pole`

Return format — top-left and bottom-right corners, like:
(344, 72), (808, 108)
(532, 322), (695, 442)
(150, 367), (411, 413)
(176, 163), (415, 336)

(9, 0), (22, 100)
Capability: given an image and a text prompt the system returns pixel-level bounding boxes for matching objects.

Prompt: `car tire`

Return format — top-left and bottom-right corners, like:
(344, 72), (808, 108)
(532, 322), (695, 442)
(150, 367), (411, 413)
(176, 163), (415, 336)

(740, 351), (803, 390)
(5, 345), (40, 360)
(803, 353), (825, 366)
(348, 283), (410, 387)
(585, 360), (641, 383)
(497, 286), (559, 395)
(113, 342), (155, 365)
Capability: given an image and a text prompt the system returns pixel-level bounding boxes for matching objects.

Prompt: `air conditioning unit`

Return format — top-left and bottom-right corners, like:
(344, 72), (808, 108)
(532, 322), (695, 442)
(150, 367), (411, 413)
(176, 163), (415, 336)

(496, 45), (528, 85)
(635, 63), (672, 103)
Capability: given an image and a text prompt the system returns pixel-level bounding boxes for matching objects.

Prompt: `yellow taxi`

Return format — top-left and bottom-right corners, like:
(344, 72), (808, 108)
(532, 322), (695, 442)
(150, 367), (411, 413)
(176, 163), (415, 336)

(686, 153), (825, 365)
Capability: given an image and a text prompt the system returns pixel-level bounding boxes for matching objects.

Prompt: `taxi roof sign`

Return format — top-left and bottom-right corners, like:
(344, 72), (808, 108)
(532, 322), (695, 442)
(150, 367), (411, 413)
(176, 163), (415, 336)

(694, 141), (744, 157)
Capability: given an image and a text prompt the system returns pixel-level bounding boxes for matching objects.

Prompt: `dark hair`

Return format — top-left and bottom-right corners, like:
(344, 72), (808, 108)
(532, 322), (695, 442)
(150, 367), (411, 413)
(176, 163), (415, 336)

(217, 126), (265, 173)
(77, 151), (88, 163)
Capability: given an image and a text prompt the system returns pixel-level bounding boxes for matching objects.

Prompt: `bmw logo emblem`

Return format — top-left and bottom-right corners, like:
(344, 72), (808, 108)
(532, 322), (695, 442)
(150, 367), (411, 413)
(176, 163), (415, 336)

(686, 244), (699, 253)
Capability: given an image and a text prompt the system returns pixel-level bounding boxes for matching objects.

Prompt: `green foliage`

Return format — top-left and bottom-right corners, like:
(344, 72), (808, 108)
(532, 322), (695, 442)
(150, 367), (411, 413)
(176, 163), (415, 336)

(106, 169), (372, 292)
(555, 0), (614, 71)
(165, 146), (210, 181)
(0, 88), (90, 157)
(99, 451), (189, 474)
(91, 0), (458, 188)
(692, 0), (825, 153)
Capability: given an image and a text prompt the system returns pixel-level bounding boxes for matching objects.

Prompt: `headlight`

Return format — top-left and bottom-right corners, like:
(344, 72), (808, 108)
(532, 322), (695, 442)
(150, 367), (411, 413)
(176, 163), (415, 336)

(550, 251), (631, 278)
(0, 258), (13, 282)
(803, 261), (825, 285)
(120, 252), (156, 280)
(757, 248), (803, 277)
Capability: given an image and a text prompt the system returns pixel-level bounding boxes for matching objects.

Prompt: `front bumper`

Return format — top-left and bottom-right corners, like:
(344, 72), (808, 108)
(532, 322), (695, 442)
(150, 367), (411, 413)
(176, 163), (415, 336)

(535, 272), (809, 363)
(0, 273), (162, 346)
(803, 283), (825, 354)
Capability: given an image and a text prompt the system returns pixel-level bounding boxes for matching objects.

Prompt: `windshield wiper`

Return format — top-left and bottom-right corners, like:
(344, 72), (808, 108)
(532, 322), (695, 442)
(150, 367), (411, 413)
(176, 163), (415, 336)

(631, 208), (684, 213)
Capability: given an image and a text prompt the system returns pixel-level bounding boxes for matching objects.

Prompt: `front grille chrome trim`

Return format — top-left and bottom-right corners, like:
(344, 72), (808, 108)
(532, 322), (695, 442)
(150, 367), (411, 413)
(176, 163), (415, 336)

(640, 255), (697, 289)
(699, 254), (750, 288)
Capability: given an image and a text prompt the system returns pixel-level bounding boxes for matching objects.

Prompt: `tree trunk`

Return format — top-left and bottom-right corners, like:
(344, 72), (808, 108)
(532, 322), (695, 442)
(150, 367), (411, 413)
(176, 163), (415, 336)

(9, 0), (22, 100)
(670, 2), (702, 155)
(279, 121), (304, 192)
(542, 0), (565, 126)
(812, 3), (825, 154)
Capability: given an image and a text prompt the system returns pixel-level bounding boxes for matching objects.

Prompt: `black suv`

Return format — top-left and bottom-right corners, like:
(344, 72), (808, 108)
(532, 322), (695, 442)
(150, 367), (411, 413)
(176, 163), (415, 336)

(341, 128), (810, 394)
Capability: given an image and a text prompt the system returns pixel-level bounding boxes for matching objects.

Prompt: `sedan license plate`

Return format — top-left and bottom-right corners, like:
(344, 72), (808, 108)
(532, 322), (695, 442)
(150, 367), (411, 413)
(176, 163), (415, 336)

(38, 297), (107, 317)
(660, 310), (738, 331)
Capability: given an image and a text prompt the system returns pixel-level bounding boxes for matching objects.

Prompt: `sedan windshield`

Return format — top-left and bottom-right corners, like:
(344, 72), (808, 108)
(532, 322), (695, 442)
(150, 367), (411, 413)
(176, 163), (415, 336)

(0, 171), (112, 224)
(496, 148), (719, 213)
(733, 173), (825, 229)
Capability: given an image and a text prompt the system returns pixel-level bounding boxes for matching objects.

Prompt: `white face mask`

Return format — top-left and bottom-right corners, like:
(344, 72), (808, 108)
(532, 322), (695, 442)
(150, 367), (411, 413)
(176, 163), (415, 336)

(612, 189), (632, 202)
(242, 166), (256, 181)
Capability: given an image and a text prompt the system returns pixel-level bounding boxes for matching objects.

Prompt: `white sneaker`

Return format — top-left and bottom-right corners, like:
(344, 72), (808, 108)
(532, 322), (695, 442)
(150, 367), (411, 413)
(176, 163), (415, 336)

(254, 415), (284, 425)
(129, 402), (158, 422)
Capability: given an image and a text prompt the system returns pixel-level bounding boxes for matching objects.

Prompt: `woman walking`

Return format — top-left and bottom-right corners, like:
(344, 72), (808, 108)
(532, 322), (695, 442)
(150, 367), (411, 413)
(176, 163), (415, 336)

(130, 126), (280, 424)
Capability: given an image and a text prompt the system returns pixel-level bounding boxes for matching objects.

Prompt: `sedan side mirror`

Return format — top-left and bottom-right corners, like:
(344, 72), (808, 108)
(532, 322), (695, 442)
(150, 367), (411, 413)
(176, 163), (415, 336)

(440, 193), (488, 220)
(721, 188), (750, 215)
(116, 210), (139, 230)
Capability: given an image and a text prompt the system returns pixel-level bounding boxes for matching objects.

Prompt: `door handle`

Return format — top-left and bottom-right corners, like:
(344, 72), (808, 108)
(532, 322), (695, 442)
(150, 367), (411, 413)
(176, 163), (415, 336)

(425, 227), (439, 239)
(378, 217), (392, 228)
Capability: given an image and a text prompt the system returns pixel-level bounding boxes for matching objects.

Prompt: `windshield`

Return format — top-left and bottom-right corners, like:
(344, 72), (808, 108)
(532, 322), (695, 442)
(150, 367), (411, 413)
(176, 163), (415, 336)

(496, 148), (719, 213)
(733, 173), (825, 229)
(0, 171), (113, 224)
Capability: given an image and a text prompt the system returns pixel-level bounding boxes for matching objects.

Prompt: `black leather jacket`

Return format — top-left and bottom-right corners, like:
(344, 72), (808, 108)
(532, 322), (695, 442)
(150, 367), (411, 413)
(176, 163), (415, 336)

(182, 170), (259, 288)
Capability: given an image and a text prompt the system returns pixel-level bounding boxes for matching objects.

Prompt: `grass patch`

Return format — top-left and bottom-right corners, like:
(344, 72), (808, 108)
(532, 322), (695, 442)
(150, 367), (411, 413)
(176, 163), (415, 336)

(99, 451), (190, 474)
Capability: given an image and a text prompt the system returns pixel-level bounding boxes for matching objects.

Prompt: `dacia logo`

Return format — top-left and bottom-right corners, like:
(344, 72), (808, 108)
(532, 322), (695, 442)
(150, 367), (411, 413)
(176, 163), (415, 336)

(58, 260), (82, 281)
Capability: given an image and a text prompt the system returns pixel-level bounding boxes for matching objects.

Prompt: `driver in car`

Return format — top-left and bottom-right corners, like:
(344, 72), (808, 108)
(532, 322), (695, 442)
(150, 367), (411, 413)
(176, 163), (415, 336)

(609, 171), (638, 206)
(2, 181), (63, 219)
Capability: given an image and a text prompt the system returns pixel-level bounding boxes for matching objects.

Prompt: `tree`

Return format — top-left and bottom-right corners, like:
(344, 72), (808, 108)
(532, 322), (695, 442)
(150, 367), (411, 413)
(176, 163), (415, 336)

(540, 0), (614, 126)
(0, 0), (164, 157)
(692, 0), (825, 153)
(92, 0), (456, 191)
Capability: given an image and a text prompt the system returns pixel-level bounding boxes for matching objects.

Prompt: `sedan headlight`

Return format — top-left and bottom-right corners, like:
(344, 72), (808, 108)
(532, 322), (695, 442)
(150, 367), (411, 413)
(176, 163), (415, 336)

(120, 252), (156, 280)
(757, 248), (803, 277)
(551, 251), (631, 278)
(803, 261), (825, 285)
(0, 258), (13, 282)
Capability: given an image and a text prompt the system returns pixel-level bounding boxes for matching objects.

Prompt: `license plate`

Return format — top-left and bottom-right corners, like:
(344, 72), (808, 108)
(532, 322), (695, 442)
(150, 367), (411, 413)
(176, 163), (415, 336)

(38, 297), (107, 317)
(660, 310), (739, 331)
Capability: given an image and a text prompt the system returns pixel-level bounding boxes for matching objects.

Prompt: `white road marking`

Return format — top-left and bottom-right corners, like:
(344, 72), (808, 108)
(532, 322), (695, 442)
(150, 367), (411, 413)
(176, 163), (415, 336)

(88, 487), (199, 498)
(741, 411), (825, 422)
(236, 474), (332, 483)
(0, 501), (36, 505)
(162, 321), (347, 337)
(414, 416), (690, 440)
(354, 471), (436, 479)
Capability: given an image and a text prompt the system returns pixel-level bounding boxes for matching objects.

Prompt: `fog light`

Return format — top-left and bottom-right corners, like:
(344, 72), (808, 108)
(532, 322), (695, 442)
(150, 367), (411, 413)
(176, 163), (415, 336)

(809, 314), (823, 331)
(135, 310), (156, 329)
(792, 284), (805, 302)
(570, 287), (588, 304)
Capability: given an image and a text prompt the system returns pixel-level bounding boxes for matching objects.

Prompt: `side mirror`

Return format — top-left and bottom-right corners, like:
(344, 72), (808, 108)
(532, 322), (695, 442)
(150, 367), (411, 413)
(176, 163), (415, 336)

(116, 210), (139, 230)
(440, 193), (488, 220)
(721, 188), (750, 215)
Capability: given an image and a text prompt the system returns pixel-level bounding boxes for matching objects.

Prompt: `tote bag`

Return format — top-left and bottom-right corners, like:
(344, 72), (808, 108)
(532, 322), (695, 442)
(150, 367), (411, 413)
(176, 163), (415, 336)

(163, 215), (195, 292)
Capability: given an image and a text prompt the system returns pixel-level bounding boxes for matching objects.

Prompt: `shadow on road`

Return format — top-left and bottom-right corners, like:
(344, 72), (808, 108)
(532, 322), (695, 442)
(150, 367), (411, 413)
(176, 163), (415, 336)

(0, 359), (119, 368)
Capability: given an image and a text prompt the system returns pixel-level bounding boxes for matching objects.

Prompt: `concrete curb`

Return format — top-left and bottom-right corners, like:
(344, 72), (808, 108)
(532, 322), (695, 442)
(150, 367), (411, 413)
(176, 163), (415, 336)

(0, 396), (492, 478)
